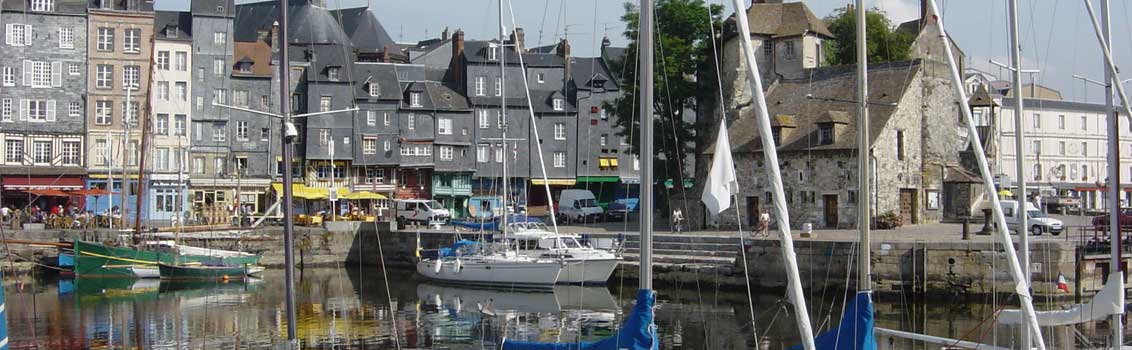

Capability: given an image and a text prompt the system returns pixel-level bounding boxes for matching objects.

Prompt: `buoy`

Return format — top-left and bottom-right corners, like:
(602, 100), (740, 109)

(222, 275), (230, 281)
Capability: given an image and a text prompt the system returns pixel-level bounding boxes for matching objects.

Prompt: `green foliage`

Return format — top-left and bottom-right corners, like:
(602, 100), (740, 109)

(607, 0), (723, 182)
(822, 7), (915, 66)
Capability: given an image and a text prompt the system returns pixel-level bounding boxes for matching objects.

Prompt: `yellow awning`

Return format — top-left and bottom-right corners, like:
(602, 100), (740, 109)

(609, 158), (619, 167)
(272, 183), (387, 200)
(531, 179), (577, 186)
(340, 190), (387, 200)
(599, 158), (610, 168)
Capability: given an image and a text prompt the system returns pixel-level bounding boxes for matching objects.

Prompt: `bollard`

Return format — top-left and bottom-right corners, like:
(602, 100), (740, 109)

(962, 217), (970, 240)
(978, 208), (994, 235)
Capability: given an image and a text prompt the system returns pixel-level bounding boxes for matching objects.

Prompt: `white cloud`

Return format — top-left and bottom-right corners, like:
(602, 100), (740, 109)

(874, 0), (920, 24)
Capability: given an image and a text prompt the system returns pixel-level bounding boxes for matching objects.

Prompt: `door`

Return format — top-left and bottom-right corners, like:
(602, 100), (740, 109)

(823, 195), (839, 228)
(746, 196), (760, 226)
(899, 189), (915, 224)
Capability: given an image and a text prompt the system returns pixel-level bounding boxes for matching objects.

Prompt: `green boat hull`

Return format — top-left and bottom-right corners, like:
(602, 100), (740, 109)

(73, 240), (261, 277)
(158, 263), (250, 280)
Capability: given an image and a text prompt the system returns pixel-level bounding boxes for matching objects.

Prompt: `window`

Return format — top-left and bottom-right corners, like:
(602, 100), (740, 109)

(155, 190), (178, 213)
(6, 24), (30, 47)
(212, 123), (226, 142)
(213, 58), (225, 76)
(1033, 163), (1042, 181)
(192, 157), (204, 174)
(368, 83), (380, 96)
(154, 148), (169, 171)
(175, 52), (188, 71)
(553, 123), (566, 140)
(123, 65), (139, 90)
(1032, 140), (1041, 155)
(174, 115), (186, 136)
(319, 96), (331, 112)
(260, 95), (269, 108)
(439, 146), (453, 160)
(175, 82), (187, 101)
(58, 27), (73, 49)
(94, 139), (108, 165)
(261, 128), (269, 141)
(478, 110), (489, 128)
(68, 63), (80, 75)
(494, 144), (504, 163)
(156, 114), (168, 135)
(600, 134), (608, 146)
(213, 32), (226, 46)
(383, 112), (390, 126)
(896, 130), (905, 160)
(24, 100), (50, 122)
(1059, 141), (1066, 155)
(124, 101), (137, 126)
(4, 139), (21, 163)
(553, 152), (566, 168)
(196, 96), (203, 110)
(438, 118), (452, 135)
(494, 77), (502, 96)
(819, 124), (834, 145)
(784, 41), (796, 59)
(28, 61), (53, 88)
(475, 76), (485, 96)
(488, 46), (498, 60)
(383, 140), (390, 151)
(156, 51), (170, 70)
(367, 111), (377, 126)
(123, 29), (140, 53)
(197, 67), (205, 81)
(477, 144), (488, 163)
(763, 41), (773, 60)
(363, 137), (377, 154)
(1, 99), (10, 121)
(68, 101), (79, 117)
(536, 73), (545, 83)
(214, 157), (226, 174)
(1032, 113), (1041, 129)
(1083, 165), (1089, 180)
(407, 113), (415, 130)
(2, 67), (13, 86)
(410, 92), (421, 107)
(156, 81), (169, 100)
(1058, 114), (1065, 129)
(32, 141), (50, 164)
(599, 107), (607, 120)
(31, 0), (53, 11)
(213, 89), (226, 104)
(1081, 141), (1088, 157)
(236, 121), (248, 140)
(193, 122), (202, 141)
(233, 90), (248, 107)
(96, 65), (112, 88)
(327, 67), (339, 81)
(497, 111), (504, 128)
(318, 129), (330, 146)
(235, 157), (248, 172)
(96, 27), (113, 51)
(553, 98), (564, 111)
(95, 100), (112, 125)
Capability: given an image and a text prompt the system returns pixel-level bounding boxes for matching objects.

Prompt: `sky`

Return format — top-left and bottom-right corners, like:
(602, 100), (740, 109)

(155, 0), (1132, 105)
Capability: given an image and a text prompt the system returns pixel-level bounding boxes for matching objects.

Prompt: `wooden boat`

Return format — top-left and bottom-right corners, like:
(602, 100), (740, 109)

(158, 263), (254, 281)
(73, 240), (261, 277)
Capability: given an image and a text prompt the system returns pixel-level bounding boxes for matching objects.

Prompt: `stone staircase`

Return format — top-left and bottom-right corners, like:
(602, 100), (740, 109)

(587, 232), (741, 275)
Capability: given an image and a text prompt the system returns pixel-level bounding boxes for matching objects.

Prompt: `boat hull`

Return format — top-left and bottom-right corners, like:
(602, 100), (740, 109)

(558, 258), (619, 285)
(158, 264), (250, 281)
(416, 258), (562, 288)
(73, 240), (261, 277)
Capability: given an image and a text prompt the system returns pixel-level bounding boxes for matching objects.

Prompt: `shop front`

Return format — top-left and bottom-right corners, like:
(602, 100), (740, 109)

(3, 175), (86, 212)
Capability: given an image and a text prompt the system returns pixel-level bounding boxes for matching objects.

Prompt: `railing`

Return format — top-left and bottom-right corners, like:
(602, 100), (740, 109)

(1061, 224), (1132, 255)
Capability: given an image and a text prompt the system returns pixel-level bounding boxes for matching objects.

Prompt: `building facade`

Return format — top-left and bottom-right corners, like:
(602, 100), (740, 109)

(147, 11), (192, 225)
(188, 0), (235, 223)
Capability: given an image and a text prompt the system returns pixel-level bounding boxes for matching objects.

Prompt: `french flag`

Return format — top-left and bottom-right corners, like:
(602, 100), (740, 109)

(1057, 273), (1070, 293)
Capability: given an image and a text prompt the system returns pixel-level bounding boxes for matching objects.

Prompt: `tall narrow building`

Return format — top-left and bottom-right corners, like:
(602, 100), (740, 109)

(188, 0), (235, 223)
(148, 10), (192, 225)
(0, 0), (88, 210)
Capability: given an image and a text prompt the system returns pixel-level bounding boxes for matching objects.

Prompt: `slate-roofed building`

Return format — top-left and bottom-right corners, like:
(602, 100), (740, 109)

(0, 0), (89, 210)
(188, 0), (236, 220)
(86, 0), (155, 222)
(147, 10), (193, 224)
(522, 40), (578, 212)
(226, 24), (280, 215)
(403, 80), (473, 214)
(350, 62), (402, 201)
(330, 6), (403, 63)
(571, 39), (634, 206)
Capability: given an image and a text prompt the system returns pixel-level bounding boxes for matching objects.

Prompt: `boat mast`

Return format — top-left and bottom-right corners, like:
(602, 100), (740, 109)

(854, 0), (871, 293)
(1006, 1), (1034, 346)
(134, 28), (159, 241)
(499, 0), (508, 238)
(1098, 0), (1123, 348)
(277, 0), (299, 346)
(639, 0), (653, 290)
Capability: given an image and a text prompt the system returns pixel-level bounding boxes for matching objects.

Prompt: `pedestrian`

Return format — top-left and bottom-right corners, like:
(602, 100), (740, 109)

(758, 211), (770, 237)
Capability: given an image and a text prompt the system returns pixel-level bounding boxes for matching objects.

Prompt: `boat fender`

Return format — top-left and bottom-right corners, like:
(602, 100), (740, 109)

(452, 258), (463, 273)
(433, 259), (442, 273)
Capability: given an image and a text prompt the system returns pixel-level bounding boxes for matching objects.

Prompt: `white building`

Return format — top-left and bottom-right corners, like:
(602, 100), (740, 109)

(148, 11), (192, 224)
(995, 97), (1132, 210)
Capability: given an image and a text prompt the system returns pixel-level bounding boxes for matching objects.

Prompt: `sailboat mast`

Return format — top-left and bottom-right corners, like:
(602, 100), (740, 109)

(277, 0), (299, 346)
(499, 0), (508, 237)
(134, 29), (159, 240)
(638, 0), (653, 290)
(1099, 0), (1123, 348)
(1006, 1), (1033, 346)
(854, 0), (871, 292)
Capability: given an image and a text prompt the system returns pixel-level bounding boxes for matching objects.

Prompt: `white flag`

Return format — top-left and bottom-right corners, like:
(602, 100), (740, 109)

(702, 119), (738, 214)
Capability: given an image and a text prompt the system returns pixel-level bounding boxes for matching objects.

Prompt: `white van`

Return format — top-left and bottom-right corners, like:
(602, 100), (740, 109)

(557, 189), (604, 223)
(1000, 200), (1063, 236)
(395, 199), (451, 224)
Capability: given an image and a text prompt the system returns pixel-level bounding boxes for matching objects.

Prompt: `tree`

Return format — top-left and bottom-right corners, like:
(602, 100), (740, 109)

(822, 7), (915, 66)
(607, 0), (723, 186)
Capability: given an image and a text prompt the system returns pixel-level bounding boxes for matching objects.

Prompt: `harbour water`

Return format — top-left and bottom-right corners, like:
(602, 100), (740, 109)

(2, 266), (1085, 349)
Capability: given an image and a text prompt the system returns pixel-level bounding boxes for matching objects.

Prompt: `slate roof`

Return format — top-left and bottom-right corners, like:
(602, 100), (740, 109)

(155, 11), (192, 41)
(86, 0), (153, 12)
(528, 90), (575, 114)
(521, 53), (564, 67)
(725, 61), (921, 154)
(235, 1), (352, 46)
(569, 57), (620, 91)
(736, 2), (833, 39)
(968, 85), (998, 107)
(400, 81), (470, 111)
(2, 0), (87, 13)
(601, 46), (629, 69)
(190, 0), (234, 18)
(464, 40), (523, 65)
(352, 63), (401, 101)
(330, 7), (398, 53)
(233, 40), (272, 77)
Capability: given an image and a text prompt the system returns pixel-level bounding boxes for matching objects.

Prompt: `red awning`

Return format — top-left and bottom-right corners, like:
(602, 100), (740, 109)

(2, 176), (83, 190)
(24, 189), (71, 197)
(70, 189), (114, 196)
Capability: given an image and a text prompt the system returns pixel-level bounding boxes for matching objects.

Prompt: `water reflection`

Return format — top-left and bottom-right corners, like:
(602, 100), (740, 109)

(0, 266), (1096, 349)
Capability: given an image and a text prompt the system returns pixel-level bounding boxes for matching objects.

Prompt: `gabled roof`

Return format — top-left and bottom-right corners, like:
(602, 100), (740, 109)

(771, 114), (797, 127)
(353, 63), (401, 101)
(401, 81), (470, 111)
(521, 53), (564, 67)
(330, 7), (398, 53)
(569, 57), (620, 91)
(601, 46), (629, 69)
(968, 85), (998, 107)
(190, 0), (234, 18)
(155, 11), (192, 41)
(815, 110), (850, 124)
(738, 2), (833, 39)
(3, 0), (87, 13)
(528, 90), (574, 114)
(726, 61), (921, 153)
(235, 1), (352, 46)
(464, 40), (523, 65)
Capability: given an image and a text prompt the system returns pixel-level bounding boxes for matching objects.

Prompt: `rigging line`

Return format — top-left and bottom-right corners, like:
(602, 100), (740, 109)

(651, 5), (692, 228)
(537, 0), (550, 49)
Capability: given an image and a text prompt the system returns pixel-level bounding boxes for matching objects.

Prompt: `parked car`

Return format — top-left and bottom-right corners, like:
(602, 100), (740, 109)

(1001, 200), (1063, 236)
(604, 198), (639, 221)
(395, 199), (451, 225)
(557, 189), (604, 223)
(1091, 208), (1132, 231)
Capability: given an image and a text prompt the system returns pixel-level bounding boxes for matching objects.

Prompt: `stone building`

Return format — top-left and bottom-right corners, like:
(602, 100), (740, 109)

(187, 0), (235, 217)
(0, 0), (89, 210)
(85, 0), (154, 222)
(147, 10), (192, 224)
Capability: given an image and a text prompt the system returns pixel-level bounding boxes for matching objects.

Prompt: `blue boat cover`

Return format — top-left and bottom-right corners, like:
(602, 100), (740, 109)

(0, 269), (8, 350)
(501, 289), (658, 350)
(792, 291), (876, 350)
(439, 240), (480, 258)
(451, 215), (546, 232)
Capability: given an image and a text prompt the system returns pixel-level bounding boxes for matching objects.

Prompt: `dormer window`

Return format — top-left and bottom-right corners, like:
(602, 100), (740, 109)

(818, 124), (833, 145)
(166, 26), (178, 39)
(31, 0), (54, 12)
(488, 46), (498, 61)
(368, 83), (380, 97)
(553, 98), (564, 111)
(772, 128), (782, 145)
(327, 67), (340, 81)
(237, 62), (252, 74)
(410, 92), (421, 107)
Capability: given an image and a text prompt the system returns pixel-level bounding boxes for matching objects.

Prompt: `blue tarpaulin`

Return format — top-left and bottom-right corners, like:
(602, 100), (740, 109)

(501, 289), (658, 350)
(439, 240), (480, 258)
(451, 215), (545, 232)
(792, 291), (876, 350)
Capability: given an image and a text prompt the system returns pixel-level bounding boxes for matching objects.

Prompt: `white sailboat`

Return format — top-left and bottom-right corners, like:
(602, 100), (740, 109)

(505, 222), (620, 284)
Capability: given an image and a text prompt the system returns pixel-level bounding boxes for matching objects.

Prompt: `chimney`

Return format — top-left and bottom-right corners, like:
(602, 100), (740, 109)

(510, 28), (525, 52)
(555, 38), (571, 59)
(442, 27), (449, 41)
(450, 29), (466, 91)
(381, 45), (391, 63)
(270, 21), (280, 50)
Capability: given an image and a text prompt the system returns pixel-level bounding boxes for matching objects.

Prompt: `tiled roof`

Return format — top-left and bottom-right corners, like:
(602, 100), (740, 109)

(233, 40), (272, 77)
(739, 2), (833, 39)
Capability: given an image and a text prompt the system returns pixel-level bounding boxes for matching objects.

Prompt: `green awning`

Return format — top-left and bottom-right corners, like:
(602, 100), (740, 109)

(663, 179), (694, 189)
(576, 176), (620, 183)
